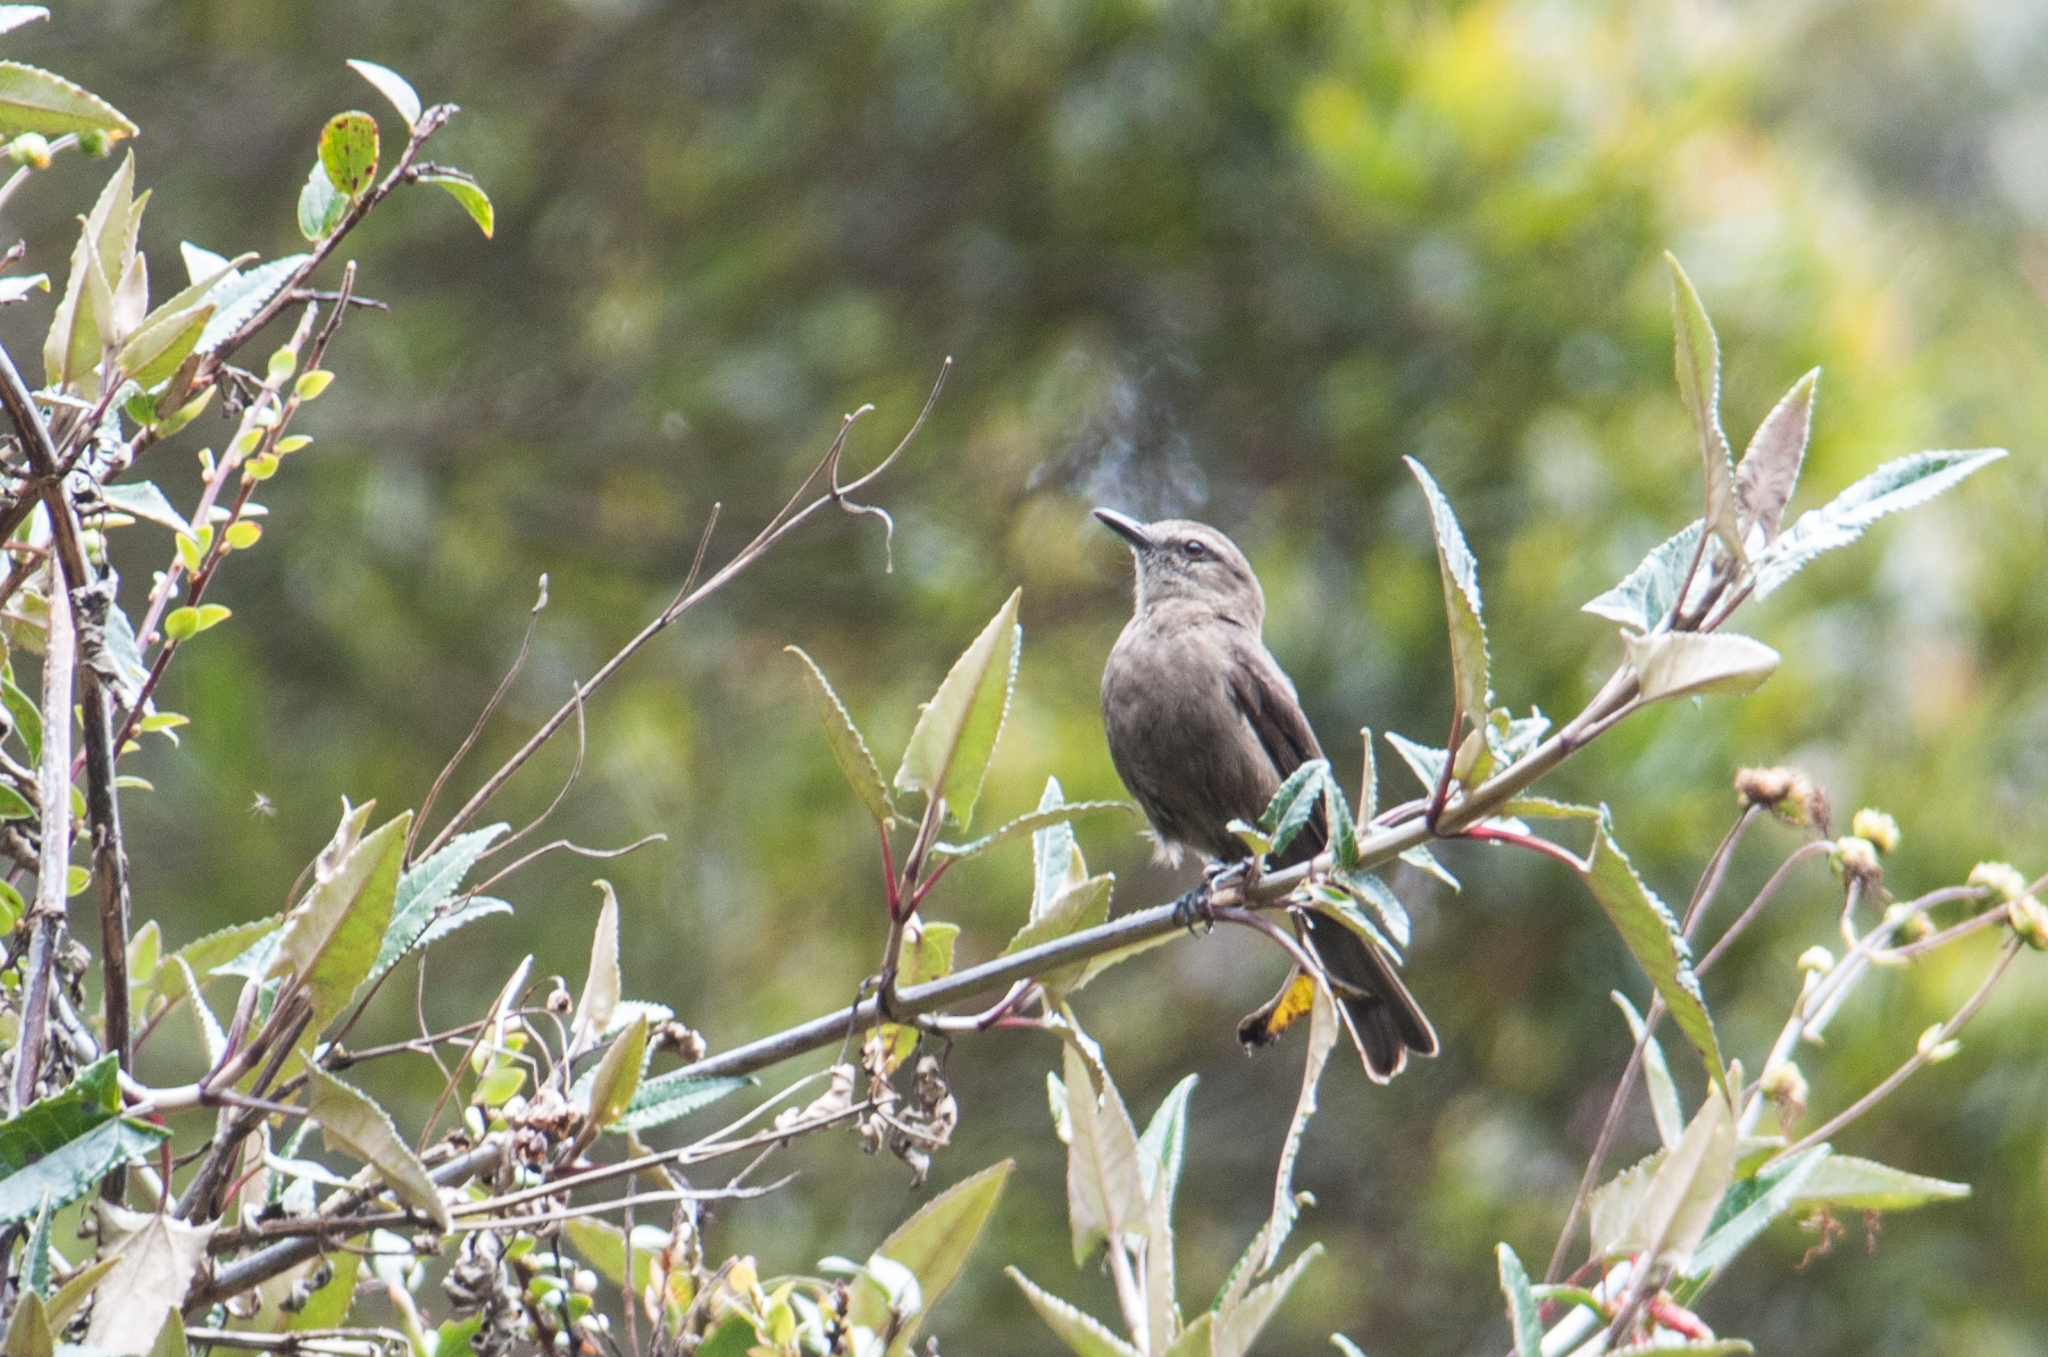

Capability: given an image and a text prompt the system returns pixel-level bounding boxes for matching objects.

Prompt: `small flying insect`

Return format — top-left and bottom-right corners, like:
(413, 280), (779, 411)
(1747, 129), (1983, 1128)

(248, 792), (276, 818)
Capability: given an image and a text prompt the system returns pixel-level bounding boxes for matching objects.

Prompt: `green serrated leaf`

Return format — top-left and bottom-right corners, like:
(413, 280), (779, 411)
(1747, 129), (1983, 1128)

(1005, 873), (1112, 1005)
(1007, 1268), (1138, 1357)
(1259, 759), (1327, 857)
(117, 301), (211, 389)
(196, 255), (309, 354)
(0, 1118), (167, 1223)
(1329, 869), (1410, 949)
(1754, 448), (2008, 598)
(848, 1160), (1012, 1356)
(1685, 1144), (1830, 1281)
(0, 61), (135, 139)
(307, 1068), (450, 1229)
(932, 801), (1131, 861)
(894, 588), (1021, 830)
(786, 647), (895, 825)
(1584, 521), (1705, 632)
(1496, 1243), (1543, 1357)
(1382, 731), (1443, 793)
(1667, 254), (1742, 562)
(270, 804), (411, 1035)
(1790, 1153), (1969, 1212)
(1404, 457), (1492, 720)
(611, 1072), (750, 1134)
(319, 111), (379, 197)
(366, 823), (509, 988)
(1581, 811), (1722, 1082)
(1214, 1242), (1321, 1357)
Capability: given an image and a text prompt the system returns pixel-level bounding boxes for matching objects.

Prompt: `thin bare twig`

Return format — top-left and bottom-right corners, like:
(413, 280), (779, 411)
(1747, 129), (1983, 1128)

(411, 574), (550, 859)
(419, 361), (949, 861)
(10, 526), (73, 1112)
(1778, 937), (2023, 1160)
(1698, 839), (1832, 975)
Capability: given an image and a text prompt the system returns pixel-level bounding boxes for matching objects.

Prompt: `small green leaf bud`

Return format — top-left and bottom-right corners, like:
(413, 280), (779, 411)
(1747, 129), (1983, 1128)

(1969, 861), (2028, 903)
(1850, 808), (1899, 854)
(78, 130), (110, 158)
(1760, 1060), (1809, 1123)
(1832, 836), (1880, 880)
(2008, 894), (2048, 950)
(1916, 1023), (1960, 1063)
(6, 134), (49, 169)
(1797, 945), (1834, 974)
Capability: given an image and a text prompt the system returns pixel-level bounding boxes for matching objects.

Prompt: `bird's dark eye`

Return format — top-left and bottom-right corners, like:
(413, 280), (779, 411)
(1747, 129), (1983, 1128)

(1181, 539), (1206, 559)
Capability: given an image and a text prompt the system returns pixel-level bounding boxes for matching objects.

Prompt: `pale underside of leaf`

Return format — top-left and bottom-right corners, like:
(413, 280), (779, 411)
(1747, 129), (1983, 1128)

(1790, 1153), (1969, 1212)
(307, 1068), (451, 1229)
(1613, 991), (1684, 1151)
(1213, 1242), (1322, 1357)
(83, 1203), (217, 1354)
(1609, 1088), (1735, 1273)
(1582, 520), (1703, 631)
(1496, 1243), (1544, 1357)
(1007, 1268), (1138, 1357)
(1752, 448), (2007, 599)
(1736, 368), (1817, 548)
(1624, 631), (1779, 703)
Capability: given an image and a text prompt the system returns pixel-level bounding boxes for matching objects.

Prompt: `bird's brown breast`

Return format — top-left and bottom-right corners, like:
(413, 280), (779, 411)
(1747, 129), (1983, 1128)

(1101, 606), (1283, 862)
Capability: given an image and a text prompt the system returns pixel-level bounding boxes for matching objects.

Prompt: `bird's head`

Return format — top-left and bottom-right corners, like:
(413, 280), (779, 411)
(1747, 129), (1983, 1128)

(1094, 509), (1265, 624)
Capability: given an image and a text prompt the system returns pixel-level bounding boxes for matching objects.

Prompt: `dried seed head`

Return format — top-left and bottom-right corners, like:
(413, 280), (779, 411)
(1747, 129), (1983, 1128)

(1831, 836), (1880, 882)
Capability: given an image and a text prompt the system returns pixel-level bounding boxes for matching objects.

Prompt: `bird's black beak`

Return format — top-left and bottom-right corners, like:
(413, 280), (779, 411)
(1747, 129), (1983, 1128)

(1093, 508), (1154, 551)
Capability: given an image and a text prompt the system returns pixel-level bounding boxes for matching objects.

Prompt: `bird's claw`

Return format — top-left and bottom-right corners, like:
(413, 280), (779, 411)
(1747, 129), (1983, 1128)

(1171, 886), (1213, 934)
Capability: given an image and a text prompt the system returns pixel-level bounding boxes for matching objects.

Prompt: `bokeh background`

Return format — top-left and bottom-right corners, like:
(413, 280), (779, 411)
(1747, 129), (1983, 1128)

(5, 0), (2047, 1351)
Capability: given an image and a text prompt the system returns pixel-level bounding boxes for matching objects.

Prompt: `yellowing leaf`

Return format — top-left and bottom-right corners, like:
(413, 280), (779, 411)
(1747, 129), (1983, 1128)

(319, 111), (379, 197)
(584, 1016), (647, 1132)
(269, 803), (410, 1034)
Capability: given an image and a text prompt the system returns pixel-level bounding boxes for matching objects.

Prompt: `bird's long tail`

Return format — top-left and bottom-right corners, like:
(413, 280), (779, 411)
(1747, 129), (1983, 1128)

(1298, 910), (1438, 1082)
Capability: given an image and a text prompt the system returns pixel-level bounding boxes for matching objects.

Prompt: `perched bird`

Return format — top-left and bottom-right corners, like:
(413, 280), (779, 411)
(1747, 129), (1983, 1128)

(1095, 508), (1437, 1081)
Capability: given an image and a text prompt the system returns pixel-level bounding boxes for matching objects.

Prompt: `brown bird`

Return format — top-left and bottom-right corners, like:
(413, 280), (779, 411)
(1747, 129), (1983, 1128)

(1095, 508), (1438, 1082)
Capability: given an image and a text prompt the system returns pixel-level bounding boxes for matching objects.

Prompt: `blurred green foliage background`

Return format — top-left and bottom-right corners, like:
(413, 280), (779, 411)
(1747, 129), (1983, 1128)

(5, 0), (2046, 1351)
